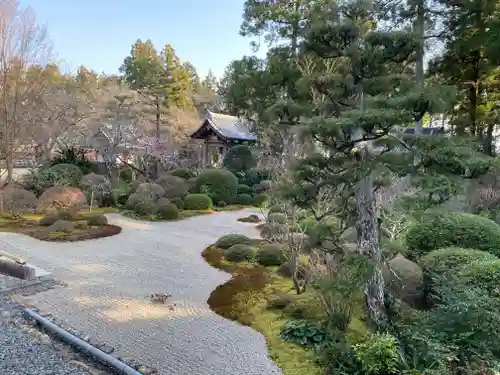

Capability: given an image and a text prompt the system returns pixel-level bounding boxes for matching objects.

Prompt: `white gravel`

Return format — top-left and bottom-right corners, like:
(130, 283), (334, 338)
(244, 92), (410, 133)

(0, 295), (91, 375)
(0, 209), (282, 375)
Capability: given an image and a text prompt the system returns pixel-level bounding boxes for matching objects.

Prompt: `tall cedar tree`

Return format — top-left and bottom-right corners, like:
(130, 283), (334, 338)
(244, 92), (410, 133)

(290, 0), (492, 325)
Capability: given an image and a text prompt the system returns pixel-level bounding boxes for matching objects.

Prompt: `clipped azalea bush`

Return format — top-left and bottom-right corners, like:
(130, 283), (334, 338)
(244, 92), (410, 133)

(256, 244), (285, 266)
(224, 244), (255, 262)
(236, 184), (252, 195)
(154, 175), (189, 199)
(0, 187), (38, 213)
(184, 193), (213, 210)
(135, 183), (165, 201)
(232, 193), (253, 205)
(168, 168), (196, 180)
(126, 193), (153, 210)
(37, 187), (87, 213)
(459, 260), (500, 296)
(134, 201), (157, 216)
(170, 197), (185, 210)
(420, 247), (498, 278)
(49, 163), (83, 186)
(253, 193), (269, 207)
(86, 214), (108, 226)
(405, 211), (500, 259)
(156, 202), (180, 220)
(195, 168), (238, 204)
(268, 212), (287, 224)
(215, 234), (252, 249)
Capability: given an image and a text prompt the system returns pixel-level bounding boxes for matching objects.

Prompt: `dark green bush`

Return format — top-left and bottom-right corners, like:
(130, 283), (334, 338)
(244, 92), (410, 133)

(459, 260), (500, 296)
(232, 193), (253, 205)
(184, 193), (213, 210)
(267, 294), (294, 310)
(195, 169), (238, 203)
(268, 212), (287, 224)
(170, 197), (185, 210)
(119, 168), (133, 183)
(352, 333), (400, 375)
(125, 193), (152, 210)
(134, 201), (156, 216)
(405, 211), (500, 259)
(156, 203), (180, 220)
(86, 214), (108, 226)
(222, 145), (256, 173)
(256, 244), (284, 266)
(168, 168), (195, 180)
(224, 244), (254, 262)
(236, 184), (252, 195)
(280, 320), (330, 348)
(215, 234), (252, 249)
(49, 163), (83, 186)
(39, 214), (59, 226)
(253, 193), (269, 207)
(268, 204), (286, 214)
(420, 247), (498, 278)
(216, 200), (227, 207)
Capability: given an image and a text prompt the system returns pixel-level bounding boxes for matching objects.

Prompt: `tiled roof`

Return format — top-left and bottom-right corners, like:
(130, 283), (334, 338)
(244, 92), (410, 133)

(203, 111), (257, 141)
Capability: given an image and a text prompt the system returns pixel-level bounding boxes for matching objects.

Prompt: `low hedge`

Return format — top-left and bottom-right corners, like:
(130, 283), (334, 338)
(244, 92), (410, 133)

(225, 244), (255, 262)
(156, 203), (180, 220)
(184, 194), (213, 210)
(232, 193), (253, 205)
(256, 244), (285, 266)
(215, 234), (252, 249)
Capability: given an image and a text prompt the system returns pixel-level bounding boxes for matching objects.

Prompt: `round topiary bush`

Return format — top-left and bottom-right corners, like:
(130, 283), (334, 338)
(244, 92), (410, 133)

(459, 260), (500, 296)
(168, 168), (196, 180)
(214, 234), (252, 249)
(170, 197), (185, 210)
(237, 184), (252, 195)
(222, 145), (257, 173)
(86, 214), (108, 226)
(253, 193), (269, 208)
(405, 212), (500, 259)
(80, 173), (111, 206)
(135, 183), (165, 201)
(224, 244), (255, 262)
(184, 194), (213, 210)
(195, 169), (238, 204)
(259, 180), (272, 190)
(216, 200), (227, 207)
(125, 193), (155, 210)
(0, 187), (37, 213)
(154, 175), (189, 199)
(37, 187), (87, 213)
(39, 214), (59, 227)
(268, 204), (286, 214)
(268, 212), (287, 224)
(134, 201), (157, 216)
(232, 193), (253, 205)
(420, 247), (499, 278)
(49, 163), (83, 186)
(156, 202), (180, 220)
(47, 220), (74, 233)
(256, 244), (285, 266)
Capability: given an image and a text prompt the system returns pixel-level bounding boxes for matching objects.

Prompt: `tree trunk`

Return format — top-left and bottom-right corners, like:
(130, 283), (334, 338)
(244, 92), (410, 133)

(6, 146), (13, 183)
(414, 0), (425, 136)
(484, 122), (495, 156)
(355, 174), (386, 326)
(155, 99), (161, 179)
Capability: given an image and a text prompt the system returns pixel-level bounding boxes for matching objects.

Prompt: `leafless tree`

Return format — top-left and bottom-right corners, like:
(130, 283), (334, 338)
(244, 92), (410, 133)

(0, 0), (51, 181)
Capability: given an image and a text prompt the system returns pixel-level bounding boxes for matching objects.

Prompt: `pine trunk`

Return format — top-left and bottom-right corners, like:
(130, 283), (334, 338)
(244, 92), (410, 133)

(355, 173), (386, 326)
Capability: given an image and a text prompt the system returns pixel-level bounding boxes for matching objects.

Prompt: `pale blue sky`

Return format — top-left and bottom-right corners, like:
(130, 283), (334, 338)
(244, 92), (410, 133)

(20, 0), (266, 79)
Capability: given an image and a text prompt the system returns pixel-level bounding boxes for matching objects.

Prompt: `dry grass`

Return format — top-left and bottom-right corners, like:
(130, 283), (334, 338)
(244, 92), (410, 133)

(202, 245), (322, 375)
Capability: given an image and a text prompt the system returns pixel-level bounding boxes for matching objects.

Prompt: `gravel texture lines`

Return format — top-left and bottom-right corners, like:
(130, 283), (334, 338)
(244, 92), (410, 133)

(0, 209), (281, 375)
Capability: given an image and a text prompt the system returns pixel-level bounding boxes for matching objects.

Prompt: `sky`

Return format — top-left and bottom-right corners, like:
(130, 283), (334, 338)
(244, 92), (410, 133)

(20, 0), (267, 79)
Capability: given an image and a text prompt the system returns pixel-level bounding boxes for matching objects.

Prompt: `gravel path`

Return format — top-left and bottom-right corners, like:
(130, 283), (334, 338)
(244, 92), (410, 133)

(0, 295), (95, 375)
(0, 209), (281, 375)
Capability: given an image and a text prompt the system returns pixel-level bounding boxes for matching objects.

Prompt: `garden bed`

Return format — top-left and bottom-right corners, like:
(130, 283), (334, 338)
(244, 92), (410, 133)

(0, 212), (122, 242)
(201, 243), (322, 375)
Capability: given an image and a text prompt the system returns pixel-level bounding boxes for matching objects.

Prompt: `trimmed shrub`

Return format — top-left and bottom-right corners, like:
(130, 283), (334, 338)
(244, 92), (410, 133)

(49, 163), (83, 186)
(187, 177), (198, 193)
(134, 201), (156, 216)
(184, 194), (213, 210)
(39, 214), (59, 227)
(156, 203), (180, 220)
(37, 187), (87, 213)
(253, 193), (269, 207)
(118, 168), (133, 183)
(170, 197), (185, 210)
(216, 200), (227, 207)
(256, 244), (285, 266)
(125, 193), (153, 210)
(215, 234), (252, 249)
(268, 204), (286, 214)
(56, 210), (78, 221)
(252, 183), (265, 194)
(0, 187), (37, 213)
(420, 247), (498, 278)
(154, 175), (189, 199)
(195, 169), (238, 203)
(136, 183), (165, 201)
(168, 168), (195, 180)
(405, 212), (500, 259)
(224, 244), (254, 262)
(236, 184), (252, 195)
(222, 145), (256, 172)
(268, 212), (287, 224)
(86, 214), (108, 226)
(459, 260), (500, 296)
(259, 222), (288, 241)
(80, 173), (111, 206)
(232, 193), (253, 205)
(47, 220), (74, 233)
